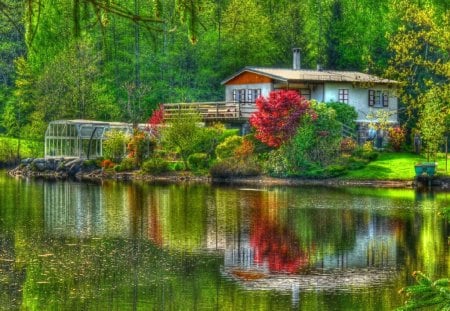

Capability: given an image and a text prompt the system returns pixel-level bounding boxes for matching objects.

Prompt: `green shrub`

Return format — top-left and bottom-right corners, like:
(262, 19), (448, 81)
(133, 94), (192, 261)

(323, 164), (347, 177)
(362, 151), (379, 161)
(103, 130), (129, 162)
(141, 158), (170, 175)
(114, 157), (135, 172)
(168, 161), (185, 171)
(327, 101), (358, 131)
(215, 135), (243, 160)
(210, 159), (260, 178)
(347, 157), (368, 170)
(187, 153), (209, 170)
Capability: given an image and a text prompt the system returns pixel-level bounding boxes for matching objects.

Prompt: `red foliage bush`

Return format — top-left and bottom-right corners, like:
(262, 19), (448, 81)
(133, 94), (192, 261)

(100, 159), (115, 169)
(249, 90), (314, 148)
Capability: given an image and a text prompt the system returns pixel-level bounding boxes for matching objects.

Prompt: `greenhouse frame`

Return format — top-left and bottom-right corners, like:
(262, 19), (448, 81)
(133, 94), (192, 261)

(44, 120), (135, 159)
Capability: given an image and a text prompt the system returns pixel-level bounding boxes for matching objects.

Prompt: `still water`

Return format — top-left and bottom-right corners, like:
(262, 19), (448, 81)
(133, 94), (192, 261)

(0, 171), (449, 310)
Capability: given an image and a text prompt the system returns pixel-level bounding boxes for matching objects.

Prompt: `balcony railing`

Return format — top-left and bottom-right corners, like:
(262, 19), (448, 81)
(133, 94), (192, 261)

(163, 102), (255, 121)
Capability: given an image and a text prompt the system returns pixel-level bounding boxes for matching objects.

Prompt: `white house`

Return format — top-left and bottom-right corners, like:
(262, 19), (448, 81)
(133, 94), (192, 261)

(164, 50), (399, 142)
(222, 66), (398, 122)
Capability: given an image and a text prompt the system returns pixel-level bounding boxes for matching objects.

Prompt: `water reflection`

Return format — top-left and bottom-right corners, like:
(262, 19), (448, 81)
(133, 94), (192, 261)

(2, 173), (449, 310)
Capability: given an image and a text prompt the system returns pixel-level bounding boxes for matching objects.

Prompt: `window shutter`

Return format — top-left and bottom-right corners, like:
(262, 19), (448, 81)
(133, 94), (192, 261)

(382, 93), (389, 107)
(368, 90), (375, 107)
(232, 89), (237, 102)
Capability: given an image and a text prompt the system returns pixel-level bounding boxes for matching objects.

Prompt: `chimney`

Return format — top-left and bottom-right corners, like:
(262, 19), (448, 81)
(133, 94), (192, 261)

(293, 48), (301, 70)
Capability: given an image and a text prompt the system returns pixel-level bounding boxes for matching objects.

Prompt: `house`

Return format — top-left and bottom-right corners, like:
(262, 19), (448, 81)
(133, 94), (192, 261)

(164, 50), (399, 142)
(221, 50), (398, 141)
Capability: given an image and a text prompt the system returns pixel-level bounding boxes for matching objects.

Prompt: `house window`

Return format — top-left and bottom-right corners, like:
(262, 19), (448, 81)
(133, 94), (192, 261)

(247, 89), (261, 102)
(369, 90), (389, 107)
(338, 89), (349, 104)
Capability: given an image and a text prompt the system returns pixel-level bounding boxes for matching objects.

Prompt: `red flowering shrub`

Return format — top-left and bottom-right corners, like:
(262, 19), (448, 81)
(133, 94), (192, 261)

(249, 90), (315, 148)
(388, 126), (406, 152)
(148, 105), (164, 126)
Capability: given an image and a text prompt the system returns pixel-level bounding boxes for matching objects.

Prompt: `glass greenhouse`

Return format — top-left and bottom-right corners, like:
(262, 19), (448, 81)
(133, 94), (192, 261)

(44, 120), (134, 159)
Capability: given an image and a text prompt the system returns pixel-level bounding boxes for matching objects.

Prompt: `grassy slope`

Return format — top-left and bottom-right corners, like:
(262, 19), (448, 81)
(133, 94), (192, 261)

(343, 152), (449, 180)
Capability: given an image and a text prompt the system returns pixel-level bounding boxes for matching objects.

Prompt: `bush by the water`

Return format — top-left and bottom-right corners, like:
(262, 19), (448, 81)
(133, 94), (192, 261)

(114, 157), (135, 172)
(187, 153), (209, 170)
(215, 135), (243, 160)
(142, 158), (170, 175)
(210, 159), (261, 178)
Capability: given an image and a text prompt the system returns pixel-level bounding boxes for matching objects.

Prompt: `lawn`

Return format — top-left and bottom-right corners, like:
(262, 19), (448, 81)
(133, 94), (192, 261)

(344, 152), (450, 180)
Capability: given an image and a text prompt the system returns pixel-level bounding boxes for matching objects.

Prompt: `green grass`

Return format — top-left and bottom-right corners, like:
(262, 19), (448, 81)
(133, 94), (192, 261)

(0, 136), (44, 161)
(343, 152), (450, 180)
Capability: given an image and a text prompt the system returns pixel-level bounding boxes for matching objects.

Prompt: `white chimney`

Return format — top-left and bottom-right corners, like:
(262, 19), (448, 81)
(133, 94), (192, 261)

(293, 48), (301, 70)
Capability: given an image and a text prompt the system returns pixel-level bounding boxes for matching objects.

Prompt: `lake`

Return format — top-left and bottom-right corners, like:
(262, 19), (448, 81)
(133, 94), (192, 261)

(0, 171), (449, 310)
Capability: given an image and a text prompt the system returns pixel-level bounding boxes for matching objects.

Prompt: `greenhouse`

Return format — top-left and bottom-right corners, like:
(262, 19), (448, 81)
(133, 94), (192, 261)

(44, 120), (133, 159)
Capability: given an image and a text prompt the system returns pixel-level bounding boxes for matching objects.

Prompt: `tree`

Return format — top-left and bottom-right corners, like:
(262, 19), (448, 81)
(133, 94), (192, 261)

(161, 108), (203, 168)
(249, 90), (314, 148)
(417, 85), (449, 160)
(386, 0), (449, 115)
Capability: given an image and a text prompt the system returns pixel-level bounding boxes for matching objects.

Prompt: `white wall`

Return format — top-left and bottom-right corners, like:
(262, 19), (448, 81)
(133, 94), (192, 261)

(225, 83), (273, 118)
(323, 82), (398, 123)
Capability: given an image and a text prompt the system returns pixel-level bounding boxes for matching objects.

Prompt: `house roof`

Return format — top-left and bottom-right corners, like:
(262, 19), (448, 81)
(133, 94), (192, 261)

(221, 67), (398, 85)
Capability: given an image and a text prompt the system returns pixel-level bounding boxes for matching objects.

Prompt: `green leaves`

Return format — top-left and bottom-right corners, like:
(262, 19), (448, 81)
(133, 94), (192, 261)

(398, 271), (450, 310)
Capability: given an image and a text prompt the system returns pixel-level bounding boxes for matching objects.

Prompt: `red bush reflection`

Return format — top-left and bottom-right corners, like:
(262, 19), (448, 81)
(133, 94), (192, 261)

(251, 213), (309, 274)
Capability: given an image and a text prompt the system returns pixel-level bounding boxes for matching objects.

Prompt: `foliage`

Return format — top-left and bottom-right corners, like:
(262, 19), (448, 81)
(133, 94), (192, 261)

(193, 123), (226, 159)
(397, 271), (450, 310)
(147, 104), (165, 138)
(234, 138), (255, 161)
(187, 153), (209, 171)
(363, 141), (374, 153)
(388, 126), (406, 152)
(127, 129), (152, 166)
(103, 130), (129, 162)
(327, 101), (358, 131)
(417, 86), (449, 161)
(100, 159), (115, 169)
(141, 157), (170, 175)
(209, 158), (260, 178)
(114, 157), (135, 172)
(215, 135), (243, 160)
(262, 148), (292, 177)
(386, 0), (449, 115)
(161, 108), (202, 168)
(285, 101), (343, 170)
(340, 137), (357, 154)
(367, 109), (396, 132)
(0, 137), (17, 164)
(249, 90), (314, 148)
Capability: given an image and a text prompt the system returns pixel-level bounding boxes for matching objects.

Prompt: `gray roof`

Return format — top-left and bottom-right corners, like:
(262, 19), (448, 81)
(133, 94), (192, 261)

(221, 67), (398, 85)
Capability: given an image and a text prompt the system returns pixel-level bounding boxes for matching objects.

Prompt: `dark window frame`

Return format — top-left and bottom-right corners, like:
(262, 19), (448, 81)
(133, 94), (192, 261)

(369, 90), (389, 107)
(338, 89), (349, 104)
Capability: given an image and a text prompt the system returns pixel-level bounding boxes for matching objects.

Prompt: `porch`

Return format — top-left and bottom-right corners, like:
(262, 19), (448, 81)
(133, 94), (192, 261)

(162, 102), (255, 121)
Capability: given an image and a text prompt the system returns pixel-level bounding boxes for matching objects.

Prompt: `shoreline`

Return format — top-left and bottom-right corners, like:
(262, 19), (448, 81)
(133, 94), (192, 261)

(6, 157), (449, 190)
(8, 165), (445, 190)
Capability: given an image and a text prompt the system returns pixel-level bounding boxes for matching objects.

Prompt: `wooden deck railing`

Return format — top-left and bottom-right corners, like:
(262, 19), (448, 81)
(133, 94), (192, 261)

(163, 102), (243, 121)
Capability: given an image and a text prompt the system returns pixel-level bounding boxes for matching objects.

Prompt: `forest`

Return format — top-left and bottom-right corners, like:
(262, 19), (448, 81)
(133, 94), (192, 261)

(0, 0), (448, 140)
